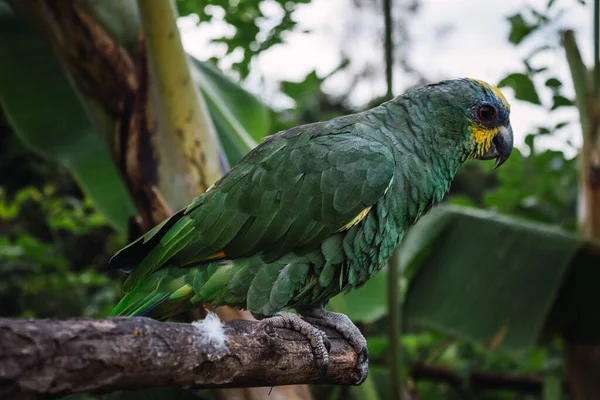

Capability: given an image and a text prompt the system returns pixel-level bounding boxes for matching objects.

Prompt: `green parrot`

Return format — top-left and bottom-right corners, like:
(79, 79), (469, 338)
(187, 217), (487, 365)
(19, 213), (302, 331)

(108, 77), (513, 384)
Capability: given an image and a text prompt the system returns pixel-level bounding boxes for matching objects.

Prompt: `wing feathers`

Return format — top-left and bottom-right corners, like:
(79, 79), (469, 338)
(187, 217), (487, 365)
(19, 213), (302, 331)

(113, 118), (396, 300)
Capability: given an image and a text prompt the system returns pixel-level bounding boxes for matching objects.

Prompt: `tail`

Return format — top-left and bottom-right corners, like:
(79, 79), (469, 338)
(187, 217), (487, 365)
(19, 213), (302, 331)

(107, 207), (197, 319)
(108, 257), (247, 319)
(108, 208), (187, 274)
(108, 266), (194, 319)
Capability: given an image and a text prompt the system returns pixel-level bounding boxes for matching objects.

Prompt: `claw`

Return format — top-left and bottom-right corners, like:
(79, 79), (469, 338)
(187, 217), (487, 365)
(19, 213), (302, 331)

(258, 311), (331, 379)
(299, 307), (370, 385)
(351, 345), (369, 384)
(357, 345), (368, 364)
(324, 336), (332, 352)
(318, 358), (329, 380)
(354, 361), (369, 385)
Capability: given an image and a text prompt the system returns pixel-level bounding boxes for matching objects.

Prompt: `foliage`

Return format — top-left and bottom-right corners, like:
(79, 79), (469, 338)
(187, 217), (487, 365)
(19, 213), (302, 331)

(0, 0), (272, 228)
(401, 205), (594, 352)
(0, 185), (122, 319)
(498, 73), (541, 104)
(499, 2), (579, 112)
(192, 57), (270, 164)
(481, 148), (578, 231)
(176, 0), (311, 79)
(0, 1), (136, 231)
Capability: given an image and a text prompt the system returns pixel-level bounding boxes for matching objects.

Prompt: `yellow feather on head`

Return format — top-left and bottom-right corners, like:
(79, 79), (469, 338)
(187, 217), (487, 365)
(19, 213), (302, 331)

(467, 79), (510, 158)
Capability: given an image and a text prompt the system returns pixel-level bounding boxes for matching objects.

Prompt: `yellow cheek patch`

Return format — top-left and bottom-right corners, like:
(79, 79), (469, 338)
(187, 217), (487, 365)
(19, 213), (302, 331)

(470, 78), (510, 112)
(338, 206), (372, 232)
(471, 125), (499, 157)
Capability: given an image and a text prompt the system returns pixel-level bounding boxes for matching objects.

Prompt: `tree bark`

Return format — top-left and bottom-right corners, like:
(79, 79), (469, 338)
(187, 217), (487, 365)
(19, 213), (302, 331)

(0, 316), (361, 399)
(563, 27), (600, 400)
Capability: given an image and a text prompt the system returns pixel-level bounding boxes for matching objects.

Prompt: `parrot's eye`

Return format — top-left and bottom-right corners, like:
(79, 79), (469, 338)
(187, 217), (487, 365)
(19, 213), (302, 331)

(478, 105), (496, 121)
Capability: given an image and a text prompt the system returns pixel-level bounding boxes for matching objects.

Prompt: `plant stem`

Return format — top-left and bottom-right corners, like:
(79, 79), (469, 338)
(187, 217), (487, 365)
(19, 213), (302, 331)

(388, 248), (403, 400)
(543, 375), (562, 400)
(137, 0), (225, 208)
(383, 0), (393, 99)
(563, 11), (600, 398)
(563, 30), (592, 140)
(595, 0), (599, 100)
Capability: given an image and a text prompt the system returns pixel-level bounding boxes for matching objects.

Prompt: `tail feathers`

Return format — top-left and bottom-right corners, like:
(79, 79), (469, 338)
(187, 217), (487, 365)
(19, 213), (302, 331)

(108, 208), (186, 273)
(109, 267), (193, 319)
(109, 292), (171, 318)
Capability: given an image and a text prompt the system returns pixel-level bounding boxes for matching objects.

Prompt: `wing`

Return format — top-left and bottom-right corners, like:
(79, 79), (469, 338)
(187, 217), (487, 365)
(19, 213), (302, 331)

(113, 120), (395, 291)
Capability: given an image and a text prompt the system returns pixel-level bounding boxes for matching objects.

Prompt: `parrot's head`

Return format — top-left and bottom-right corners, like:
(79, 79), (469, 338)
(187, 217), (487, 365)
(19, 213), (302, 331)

(414, 78), (514, 169)
(463, 78), (513, 169)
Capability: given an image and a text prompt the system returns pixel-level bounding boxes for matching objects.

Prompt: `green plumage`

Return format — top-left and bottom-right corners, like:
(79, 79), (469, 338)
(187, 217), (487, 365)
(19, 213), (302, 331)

(109, 78), (513, 320)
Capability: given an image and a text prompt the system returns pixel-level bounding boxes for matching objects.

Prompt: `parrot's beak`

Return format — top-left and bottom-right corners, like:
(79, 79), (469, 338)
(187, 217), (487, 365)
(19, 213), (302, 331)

(477, 125), (513, 169)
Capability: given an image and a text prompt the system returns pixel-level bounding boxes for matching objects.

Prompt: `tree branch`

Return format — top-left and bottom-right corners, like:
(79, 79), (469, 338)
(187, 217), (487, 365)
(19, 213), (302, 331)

(0, 315), (361, 398)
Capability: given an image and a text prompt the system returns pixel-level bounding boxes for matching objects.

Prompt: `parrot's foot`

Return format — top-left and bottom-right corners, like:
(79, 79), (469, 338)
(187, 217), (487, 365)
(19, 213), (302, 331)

(257, 311), (331, 379)
(300, 307), (369, 385)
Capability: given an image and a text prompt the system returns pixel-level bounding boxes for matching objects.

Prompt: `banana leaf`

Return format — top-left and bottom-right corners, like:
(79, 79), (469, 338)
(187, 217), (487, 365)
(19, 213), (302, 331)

(0, 2), (270, 230)
(400, 204), (600, 352)
(0, 3), (135, 232)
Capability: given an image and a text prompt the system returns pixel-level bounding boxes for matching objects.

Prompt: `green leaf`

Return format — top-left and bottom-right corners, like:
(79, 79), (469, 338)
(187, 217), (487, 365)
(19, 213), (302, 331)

(498, 73), (542, 104)
(551, 95), (574, 110)
(554, 121), (570, 130)
(537, 127), (551, 135)
(176, 0), (310, 78)
(507, 13), (538, 45)
(401, 205), (596, 353)
(0, 4), (135, 232)
(282, 70), (324, 101)
(191, 58), (269, 165)
(545, 77), (562, 88)
(525, 133), (536, 152)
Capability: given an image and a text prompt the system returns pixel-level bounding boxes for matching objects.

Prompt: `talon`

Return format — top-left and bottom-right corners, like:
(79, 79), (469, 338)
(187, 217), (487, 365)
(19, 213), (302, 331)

(318, 357), (329, 380)
(324, 337), (332, 352)
(354, 361), (369, 385)
(299, 307), (370, 385)
(258, 311), (331, 381)
(357, 345), (368, 363)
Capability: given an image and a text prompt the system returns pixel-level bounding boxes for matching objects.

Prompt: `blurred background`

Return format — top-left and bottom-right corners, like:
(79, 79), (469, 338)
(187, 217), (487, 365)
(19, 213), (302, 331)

(0, 0), (598, 399)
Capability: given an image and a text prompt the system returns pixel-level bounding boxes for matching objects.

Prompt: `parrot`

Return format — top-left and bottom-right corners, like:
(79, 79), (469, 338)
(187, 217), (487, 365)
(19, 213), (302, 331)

(107, 77), (513, 384)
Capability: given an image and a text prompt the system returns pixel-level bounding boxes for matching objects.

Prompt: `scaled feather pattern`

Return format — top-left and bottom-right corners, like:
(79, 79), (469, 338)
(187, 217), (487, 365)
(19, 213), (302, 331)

(108, 78), (513, 321)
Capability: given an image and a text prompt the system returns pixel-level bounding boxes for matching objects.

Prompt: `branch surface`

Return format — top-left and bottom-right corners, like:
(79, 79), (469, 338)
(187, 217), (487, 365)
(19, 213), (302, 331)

(0, 316), (361, 398)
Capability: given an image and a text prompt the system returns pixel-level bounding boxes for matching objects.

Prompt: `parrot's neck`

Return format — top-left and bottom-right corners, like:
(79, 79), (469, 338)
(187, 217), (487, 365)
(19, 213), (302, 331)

(334, 101), (466, 285)
(329, 99), (469, 290)
(375, 100), (465, 229)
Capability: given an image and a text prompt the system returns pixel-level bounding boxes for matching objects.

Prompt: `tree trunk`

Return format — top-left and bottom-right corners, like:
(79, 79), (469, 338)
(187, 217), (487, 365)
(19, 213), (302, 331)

(563, 26), (600, 400)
